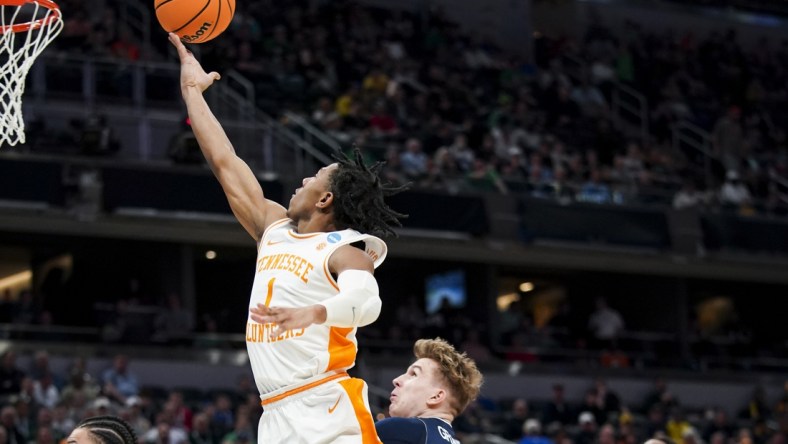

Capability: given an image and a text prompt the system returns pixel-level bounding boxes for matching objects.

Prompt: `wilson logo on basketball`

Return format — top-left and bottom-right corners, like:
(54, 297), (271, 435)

(181, 22), (212, 43)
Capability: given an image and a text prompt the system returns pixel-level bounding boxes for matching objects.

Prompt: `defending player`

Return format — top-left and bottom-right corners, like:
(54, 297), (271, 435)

(169, 33), (406, 444)
(376, 338), (484, 444)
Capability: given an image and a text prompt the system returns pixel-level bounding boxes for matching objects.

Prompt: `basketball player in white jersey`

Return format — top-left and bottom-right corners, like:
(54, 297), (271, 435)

(169, 33), (407, 444)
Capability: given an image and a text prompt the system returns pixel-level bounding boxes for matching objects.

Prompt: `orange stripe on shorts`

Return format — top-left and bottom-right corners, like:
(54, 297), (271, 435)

(339, 378), (382, 444)
(261, 372), (348, 406)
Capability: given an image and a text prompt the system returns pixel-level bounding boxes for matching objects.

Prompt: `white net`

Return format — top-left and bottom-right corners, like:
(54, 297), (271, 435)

(0, 0), (63, 147)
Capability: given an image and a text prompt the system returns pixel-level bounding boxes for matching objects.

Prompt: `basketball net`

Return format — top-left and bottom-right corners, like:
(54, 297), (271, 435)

(0, 0), (63, 147)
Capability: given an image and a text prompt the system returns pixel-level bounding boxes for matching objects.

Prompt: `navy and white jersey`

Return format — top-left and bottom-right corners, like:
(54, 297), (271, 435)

(375, 417), (460, 444)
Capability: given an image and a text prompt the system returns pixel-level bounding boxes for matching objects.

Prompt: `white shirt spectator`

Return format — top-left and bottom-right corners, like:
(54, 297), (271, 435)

(32, 379), (60, 408)
(143, 424), (187, 444)
(674, 189), (705, 209)
(673, 180), (709, 210)
(591, 60), (616, 84)
(588, 299), (624, 341)
(719, 171), (752, 206)
(385, 40), (406, 60)
(571, 84), (607, 116)
(464, 47), (495, 69)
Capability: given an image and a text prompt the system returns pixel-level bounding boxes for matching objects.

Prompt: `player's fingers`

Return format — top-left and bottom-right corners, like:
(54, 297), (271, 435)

(249, 310), (267, 319)
(251, 307), (275, 323)
(251, 304), (268, 313)
(259, 317), (278, 325)
(268, 306), (289, 316)
(250, 310), (273, 322)
(168, 32), (189, 58)
(167, 32), (180, 48)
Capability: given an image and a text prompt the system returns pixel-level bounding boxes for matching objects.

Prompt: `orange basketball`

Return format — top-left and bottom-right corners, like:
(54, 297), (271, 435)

(155, 0), (235, 44)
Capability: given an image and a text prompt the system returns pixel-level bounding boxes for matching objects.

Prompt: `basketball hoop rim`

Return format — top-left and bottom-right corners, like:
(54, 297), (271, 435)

(0, 0), (62, 35)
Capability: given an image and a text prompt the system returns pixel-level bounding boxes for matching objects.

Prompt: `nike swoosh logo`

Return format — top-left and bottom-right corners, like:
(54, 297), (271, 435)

(266, 239), (284, 246)
(328, 395), (342, 414)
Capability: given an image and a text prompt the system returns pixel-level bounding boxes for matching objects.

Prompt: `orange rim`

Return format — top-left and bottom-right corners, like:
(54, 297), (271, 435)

(0, 0), (62, 35)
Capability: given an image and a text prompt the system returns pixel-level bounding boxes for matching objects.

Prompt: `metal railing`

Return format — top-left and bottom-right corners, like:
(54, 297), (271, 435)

(0, 323), (102, 342)
(215, 69), (256, 122)
(28, 53), (182, 110)
(4, 319), (786, 375)
(612, 82), (650, 147)
(283, 111), (342, 161)
(23, 52), (332, 178)
(672, 120), (715, 188)
(117, 0), (152, 58)
(560, 53), (651, 147)
(560, 53), (586, 83)
(769, 173), (788, 207)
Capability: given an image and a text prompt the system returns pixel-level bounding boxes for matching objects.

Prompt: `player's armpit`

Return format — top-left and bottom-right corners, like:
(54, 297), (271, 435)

(327, 244), (375, 275)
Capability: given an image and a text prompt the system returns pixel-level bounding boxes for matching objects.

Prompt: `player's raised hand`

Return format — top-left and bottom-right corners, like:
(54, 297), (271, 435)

(250, 303), (327, 339)
(168, 32), (220, 94)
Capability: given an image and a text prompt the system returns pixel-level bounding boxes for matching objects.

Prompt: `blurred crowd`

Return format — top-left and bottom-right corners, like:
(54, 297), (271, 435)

(360, 294), (763, 376)
(575, 19), (788, 215)
(0, 3), (783, 443)
(41, 0), (788, 216)
(1, 348), (787, 444)
(0, 350), (262, 444)
(454, 377), (788, 444)
(200, 0), (688, 206)
(1, 276), (766, 375)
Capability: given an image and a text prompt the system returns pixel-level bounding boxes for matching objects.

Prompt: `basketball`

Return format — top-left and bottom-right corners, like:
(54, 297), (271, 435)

(155, 0), (235, 44)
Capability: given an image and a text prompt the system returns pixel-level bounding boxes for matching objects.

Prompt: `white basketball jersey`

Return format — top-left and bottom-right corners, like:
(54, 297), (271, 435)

(246, 218), (387, 395)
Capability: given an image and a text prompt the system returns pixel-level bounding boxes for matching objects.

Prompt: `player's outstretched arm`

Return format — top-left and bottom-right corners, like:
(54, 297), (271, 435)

(169, 33), (285, 241)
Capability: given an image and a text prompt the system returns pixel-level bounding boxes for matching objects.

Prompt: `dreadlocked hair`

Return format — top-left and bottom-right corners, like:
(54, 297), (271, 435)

(76, 415), (137, 444)
(329, 147), (409, 237)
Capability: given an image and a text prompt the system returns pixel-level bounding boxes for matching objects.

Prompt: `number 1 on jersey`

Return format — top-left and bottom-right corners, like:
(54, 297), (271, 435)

(264, 278), (275, 307)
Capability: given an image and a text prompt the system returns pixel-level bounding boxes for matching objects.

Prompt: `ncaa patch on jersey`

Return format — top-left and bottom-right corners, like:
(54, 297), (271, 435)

(327, 233), (342, 244)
